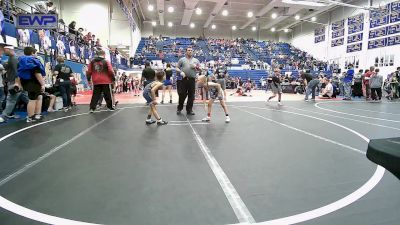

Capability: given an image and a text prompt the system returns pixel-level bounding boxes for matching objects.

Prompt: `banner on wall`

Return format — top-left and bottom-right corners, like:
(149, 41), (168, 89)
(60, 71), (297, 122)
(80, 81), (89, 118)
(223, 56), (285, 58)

(368, 37), (387, 49)
(314, 27), (325, 36)
(387, 23), (400, 35)
(390, 1), (400, 23)
(348, 14), (364, 34)
(332, 19), (345, 30)
(315, 35), (325, 43)
(332, 29), (344, 38)
(348, 33), (363, 43)
(369, 26), (388, 39)
(347, 43), (362, 53)
(370, 4), (390, 28)
(331, 38), (344, 47)
(65, 60), (89, 89)
(387, 35), (400, 46)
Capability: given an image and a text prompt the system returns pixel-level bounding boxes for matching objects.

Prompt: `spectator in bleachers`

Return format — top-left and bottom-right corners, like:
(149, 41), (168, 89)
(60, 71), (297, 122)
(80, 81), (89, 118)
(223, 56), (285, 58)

(34, 0), (56, 14)
(1, 45), (29, 122)
(18, 46), (46, 122)
(68, 21), (77, 35)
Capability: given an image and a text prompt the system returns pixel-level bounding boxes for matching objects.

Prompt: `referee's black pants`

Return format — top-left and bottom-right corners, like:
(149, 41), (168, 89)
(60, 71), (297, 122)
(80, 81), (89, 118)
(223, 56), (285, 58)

(90, 84), (113, 110)
(177, 77), (195, 112)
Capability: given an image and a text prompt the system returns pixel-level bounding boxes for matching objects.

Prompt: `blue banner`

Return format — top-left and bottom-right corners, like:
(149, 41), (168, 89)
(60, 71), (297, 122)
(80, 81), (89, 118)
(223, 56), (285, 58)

(387, 23), (400, 35)
(390, 1), (400, 23)
(347, 43), (362, 53)
(387, 35), (400, 46)
(348, 14), (364, 34)
(370, 4), (390, 28)
(348, 33), (363, 43)
(314, 27), (325, 36)
(331, 38), (344, 47)
(315, 35), (325, 43)
(369, 26), (388, 39)
(332, 20), (345, 31)
(64, 60), (89, 89)
(368, 38), (387, 49)
(332, 29), (344, 38)
(16, 14), (58, 29)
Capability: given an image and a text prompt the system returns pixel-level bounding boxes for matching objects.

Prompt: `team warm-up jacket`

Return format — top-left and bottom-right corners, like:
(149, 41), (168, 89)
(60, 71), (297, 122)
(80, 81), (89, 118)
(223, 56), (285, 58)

(86, 57), (115, 85)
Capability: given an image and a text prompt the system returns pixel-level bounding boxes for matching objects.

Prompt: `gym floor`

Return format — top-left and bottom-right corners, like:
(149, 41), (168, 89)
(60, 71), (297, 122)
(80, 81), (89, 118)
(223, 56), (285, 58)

(0, 100), (399, 225)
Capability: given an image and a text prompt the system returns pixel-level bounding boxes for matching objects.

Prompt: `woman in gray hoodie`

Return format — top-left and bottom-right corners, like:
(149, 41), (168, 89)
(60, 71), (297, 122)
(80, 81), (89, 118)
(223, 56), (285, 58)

(370, 68), (383, 101)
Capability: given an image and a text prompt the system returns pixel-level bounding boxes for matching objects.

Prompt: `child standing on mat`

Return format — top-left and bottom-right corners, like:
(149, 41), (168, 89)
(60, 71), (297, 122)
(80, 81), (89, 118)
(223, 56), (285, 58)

(143, 71), (168, 125)
(197, 75), (230, 123)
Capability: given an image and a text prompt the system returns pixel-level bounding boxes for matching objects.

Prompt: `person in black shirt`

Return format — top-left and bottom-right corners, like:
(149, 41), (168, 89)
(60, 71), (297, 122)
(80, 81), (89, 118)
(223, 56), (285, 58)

(161, 63), (173, 104)
(301, 71), (319, 101)
(141, 61), (156, 88)
(53, 56), (73, 111)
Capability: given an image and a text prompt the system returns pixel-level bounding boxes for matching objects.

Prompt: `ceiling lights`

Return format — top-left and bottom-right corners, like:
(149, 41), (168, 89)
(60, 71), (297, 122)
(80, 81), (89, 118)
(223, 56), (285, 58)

(247, 11), (253, 17)
(232, 25), (237, 30)
(294, 14), (300, 20)
(151, 21), (157, 26)
(222, 9), (229, 16)
(284, 28), (289, 33)
(211, 24), (216, 29)
(282, 0), (327, 7)
(271, 13), (278, 19)
(311, 16), (317, 21)
(168, 6), (174, 13)
(168, 22), (173, 27)
(195, 8), (202, 15)
(190, 23), (195, 28)
(252, 26), (257, 31)
(271, 27), (276, 32)
(147, 4), (154, 11)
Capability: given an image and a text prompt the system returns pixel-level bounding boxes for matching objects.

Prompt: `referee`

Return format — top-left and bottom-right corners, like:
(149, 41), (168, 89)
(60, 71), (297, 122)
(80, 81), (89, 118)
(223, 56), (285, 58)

(176, 47), (200, 115)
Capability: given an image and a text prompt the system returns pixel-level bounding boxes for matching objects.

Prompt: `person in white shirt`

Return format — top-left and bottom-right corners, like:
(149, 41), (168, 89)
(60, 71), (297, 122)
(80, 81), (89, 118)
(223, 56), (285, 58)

(34, 0), (57, 14)
(320, 78), (333, 98)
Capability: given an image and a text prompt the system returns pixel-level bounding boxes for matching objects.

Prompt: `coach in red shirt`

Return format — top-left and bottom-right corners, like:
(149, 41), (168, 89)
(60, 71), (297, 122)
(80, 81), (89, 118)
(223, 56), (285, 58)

(87, 50), (115, 112)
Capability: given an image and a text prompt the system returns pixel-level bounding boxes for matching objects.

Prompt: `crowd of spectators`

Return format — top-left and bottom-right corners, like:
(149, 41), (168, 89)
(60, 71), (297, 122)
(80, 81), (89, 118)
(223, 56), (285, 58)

(134, 36), (336, 73)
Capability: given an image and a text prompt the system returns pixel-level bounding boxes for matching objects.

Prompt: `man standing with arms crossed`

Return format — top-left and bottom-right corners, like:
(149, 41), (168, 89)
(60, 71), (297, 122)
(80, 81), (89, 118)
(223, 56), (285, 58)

(176, 47), (200, 115)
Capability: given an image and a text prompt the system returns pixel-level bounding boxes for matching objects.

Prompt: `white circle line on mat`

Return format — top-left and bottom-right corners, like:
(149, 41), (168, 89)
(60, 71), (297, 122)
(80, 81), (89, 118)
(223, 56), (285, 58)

(0, 105), (386, 225)
(230, 105), (385, 225)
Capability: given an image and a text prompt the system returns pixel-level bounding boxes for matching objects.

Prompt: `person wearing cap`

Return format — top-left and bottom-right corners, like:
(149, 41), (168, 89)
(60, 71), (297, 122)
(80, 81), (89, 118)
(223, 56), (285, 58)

(1, 45), (29, 122)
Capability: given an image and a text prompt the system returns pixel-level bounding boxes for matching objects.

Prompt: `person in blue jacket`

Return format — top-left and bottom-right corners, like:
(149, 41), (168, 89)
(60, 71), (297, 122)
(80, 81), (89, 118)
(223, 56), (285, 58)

(17, 47), (46, 122)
